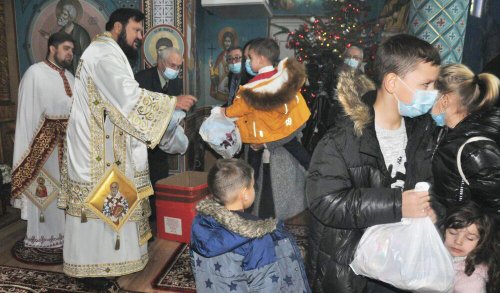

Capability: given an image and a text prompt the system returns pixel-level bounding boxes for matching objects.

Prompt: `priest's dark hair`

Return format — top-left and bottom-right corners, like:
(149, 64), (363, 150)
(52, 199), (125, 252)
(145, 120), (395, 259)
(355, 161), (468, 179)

(46, 32), (74, 58)
(105, 8), (145, 31)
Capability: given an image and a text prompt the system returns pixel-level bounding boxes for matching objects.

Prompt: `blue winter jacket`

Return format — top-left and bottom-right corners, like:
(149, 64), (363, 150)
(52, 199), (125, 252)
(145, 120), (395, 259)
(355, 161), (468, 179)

(190, 199), (310, 292)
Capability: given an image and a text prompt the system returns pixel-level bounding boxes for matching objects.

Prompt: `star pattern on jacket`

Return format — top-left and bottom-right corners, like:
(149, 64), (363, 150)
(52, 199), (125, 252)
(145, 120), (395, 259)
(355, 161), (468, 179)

(228, 282), (238, 291)
(270, 274), (280, 283)
(205, 278), (213, 288)
(214, 262), (222, 271)
(196, 258), (202, 267)
(284, 275), (293, 286)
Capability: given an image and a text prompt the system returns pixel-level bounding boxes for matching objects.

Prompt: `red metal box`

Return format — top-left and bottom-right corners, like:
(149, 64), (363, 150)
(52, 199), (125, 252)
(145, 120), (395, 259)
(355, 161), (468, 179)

(155, 171), (209, 243)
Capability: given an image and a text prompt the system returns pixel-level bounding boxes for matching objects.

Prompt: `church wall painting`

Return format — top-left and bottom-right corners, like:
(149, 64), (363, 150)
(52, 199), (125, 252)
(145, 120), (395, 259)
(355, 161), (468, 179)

(196, 2), (268, 106)
(14, 0), (142, 76)
(142, 24), (185, 68)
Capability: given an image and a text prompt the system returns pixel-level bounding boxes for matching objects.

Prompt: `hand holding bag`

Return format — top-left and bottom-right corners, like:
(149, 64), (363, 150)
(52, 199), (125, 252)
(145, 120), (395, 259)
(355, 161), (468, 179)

(199, 106), (242, 159)
(349, 183), (454, 293)
(158, 110), (189, 155)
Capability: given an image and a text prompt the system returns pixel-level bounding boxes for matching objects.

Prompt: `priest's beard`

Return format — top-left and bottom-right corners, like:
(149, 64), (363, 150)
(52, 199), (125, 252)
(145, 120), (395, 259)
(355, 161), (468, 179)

(54, 54), (72, 69)
(117, 30), (141, 62)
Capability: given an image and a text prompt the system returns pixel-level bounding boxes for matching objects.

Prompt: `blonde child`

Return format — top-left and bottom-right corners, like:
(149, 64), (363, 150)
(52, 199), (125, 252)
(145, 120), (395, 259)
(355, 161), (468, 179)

(443, 203), (499, 293)
(190, 159), (310, 292)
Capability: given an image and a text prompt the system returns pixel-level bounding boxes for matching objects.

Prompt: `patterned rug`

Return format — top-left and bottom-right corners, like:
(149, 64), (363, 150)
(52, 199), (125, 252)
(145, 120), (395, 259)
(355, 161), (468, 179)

(0, 265), (132, 292)
(152, 225), (308, 292)
(11, 240), (63, 265)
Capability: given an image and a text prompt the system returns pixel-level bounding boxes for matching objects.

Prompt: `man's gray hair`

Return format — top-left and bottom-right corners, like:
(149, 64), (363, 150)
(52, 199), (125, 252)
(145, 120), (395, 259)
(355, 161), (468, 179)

(344, 45), (364, 59)
(63, 4), (77, 21)
(158, 47), (182, 61)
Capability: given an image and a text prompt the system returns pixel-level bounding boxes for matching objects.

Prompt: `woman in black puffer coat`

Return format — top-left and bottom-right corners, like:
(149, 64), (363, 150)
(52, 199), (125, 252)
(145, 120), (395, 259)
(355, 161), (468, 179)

(430, 63), (500, 293)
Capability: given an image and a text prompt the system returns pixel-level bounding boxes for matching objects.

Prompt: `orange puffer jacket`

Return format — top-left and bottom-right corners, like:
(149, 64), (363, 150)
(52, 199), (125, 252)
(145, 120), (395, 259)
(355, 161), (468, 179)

(225, 58), (311, 144)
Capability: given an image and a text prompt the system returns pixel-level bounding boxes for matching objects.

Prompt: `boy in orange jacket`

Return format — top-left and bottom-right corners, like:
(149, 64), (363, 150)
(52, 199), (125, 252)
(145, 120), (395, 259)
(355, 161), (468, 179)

(224, 38), (311, 218)
(226, 39), (310, 145)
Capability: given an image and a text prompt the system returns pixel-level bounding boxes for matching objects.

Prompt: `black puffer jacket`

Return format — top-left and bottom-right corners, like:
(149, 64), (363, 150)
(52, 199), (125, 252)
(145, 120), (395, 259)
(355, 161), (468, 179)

(306, 72), (436, 293)
(432, 107), (500, 221)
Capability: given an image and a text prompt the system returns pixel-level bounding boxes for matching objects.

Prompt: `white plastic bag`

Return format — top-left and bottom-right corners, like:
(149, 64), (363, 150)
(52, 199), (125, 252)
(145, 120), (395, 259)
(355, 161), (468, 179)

(199, 107), (242, 159)
(159, 110), (189, 155)
(350, 216), (454, 293)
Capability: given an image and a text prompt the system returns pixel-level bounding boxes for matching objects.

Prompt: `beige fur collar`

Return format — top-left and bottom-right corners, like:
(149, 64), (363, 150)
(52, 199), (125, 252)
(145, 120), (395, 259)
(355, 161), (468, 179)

(336, 70), (376, 136)
(196, 199), (278, 238)
(238, 58), (306, 111)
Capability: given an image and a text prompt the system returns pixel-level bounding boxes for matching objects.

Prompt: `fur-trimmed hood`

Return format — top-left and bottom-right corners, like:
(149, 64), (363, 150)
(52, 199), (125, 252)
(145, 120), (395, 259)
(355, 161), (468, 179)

(238, 58), (306, 111)
(195, 198), (278, 238)
(336, 70), (376, 136)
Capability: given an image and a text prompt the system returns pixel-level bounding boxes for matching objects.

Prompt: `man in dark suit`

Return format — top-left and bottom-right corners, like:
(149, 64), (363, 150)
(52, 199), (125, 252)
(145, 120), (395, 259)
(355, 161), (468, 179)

(135, 47), (184, 222)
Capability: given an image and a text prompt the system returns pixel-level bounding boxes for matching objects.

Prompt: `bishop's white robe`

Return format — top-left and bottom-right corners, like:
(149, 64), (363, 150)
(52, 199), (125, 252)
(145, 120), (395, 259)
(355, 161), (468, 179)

(61, 32), (177, 277)
(12, 61), (74, 248)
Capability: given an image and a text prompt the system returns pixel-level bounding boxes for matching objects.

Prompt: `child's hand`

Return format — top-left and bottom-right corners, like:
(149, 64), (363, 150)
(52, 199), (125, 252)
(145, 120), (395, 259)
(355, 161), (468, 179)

(402, 189), (430, 218)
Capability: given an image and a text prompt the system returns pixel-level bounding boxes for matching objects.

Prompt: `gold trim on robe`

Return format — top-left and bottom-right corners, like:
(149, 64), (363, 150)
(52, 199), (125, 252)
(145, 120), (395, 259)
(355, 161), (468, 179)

(63, 253), (149, 277)
(11, 117), (68, 200)
(23, 169), (60, 211)
(85, 165), (139, 232)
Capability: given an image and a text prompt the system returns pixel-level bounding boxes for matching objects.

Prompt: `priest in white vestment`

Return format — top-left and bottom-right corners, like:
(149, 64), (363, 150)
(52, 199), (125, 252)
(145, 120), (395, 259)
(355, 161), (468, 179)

(11, 32), (75, 248)
(61, 8), (196, 285)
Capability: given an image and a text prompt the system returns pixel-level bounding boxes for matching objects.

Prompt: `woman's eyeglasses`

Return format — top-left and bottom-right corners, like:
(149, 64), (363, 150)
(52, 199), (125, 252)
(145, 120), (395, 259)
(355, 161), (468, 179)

(226, 56), (242, 63)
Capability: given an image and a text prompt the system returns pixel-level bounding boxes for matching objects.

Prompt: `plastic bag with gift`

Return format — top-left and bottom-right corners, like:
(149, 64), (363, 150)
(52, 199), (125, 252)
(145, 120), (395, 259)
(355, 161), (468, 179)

(349, 215), (454, 293)
(199, 107), (242, 159)
(159, 110), (189, 155)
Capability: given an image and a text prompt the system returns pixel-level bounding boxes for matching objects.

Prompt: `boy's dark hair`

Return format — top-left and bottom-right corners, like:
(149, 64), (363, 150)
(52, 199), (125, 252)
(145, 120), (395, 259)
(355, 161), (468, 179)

(207, 159), (253, 205)
(374, 34), (441, 87)
(105, 8), (144, 31)
(249, 38), (280, 65)
(46, 32), (74, 58)
(443, 202), (499, 292)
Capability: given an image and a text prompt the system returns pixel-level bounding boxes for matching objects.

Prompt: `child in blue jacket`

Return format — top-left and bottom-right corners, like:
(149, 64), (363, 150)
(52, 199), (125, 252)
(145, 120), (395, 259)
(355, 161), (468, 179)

(190, 158), (310, 292)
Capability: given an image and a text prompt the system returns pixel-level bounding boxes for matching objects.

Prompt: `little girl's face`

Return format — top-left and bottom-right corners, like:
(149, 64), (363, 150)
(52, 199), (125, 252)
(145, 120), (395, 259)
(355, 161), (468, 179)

(445, 223), (480, 257)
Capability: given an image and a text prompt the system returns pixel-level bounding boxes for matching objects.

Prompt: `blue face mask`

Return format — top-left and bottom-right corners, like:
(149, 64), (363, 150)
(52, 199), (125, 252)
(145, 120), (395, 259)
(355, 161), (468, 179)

(431, 112), (446, 126)
(163, 67), (179, 80)
(344, 58), (360, 69)
(228, 62), (241, 74)
(396, 77), (438, 118)
(245, 59), (257, 76)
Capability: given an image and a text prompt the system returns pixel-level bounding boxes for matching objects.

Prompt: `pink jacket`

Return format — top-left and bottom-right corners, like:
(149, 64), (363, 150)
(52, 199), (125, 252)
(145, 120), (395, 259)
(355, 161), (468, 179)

(452, 257), (488, 293)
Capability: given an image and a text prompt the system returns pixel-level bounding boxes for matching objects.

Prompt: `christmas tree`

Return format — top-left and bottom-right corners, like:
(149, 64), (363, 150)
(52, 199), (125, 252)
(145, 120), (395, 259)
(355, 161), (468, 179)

(287, 0), (377, 153)
(287, 0), (374, 64)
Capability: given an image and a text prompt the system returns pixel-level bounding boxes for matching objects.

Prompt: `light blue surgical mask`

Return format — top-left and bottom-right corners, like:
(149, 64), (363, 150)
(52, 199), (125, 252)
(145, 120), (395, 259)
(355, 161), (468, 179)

(163, 67), (179, 80)
(344, 58), (360, 69)
(228, 62), (242, 74)
(395, 76), (438, 118)
(431, 112), (446, 126)
(245, 59), (257, 76)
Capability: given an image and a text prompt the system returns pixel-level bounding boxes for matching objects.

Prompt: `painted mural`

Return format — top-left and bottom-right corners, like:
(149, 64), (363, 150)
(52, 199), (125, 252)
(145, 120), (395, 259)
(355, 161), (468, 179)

(142, 24), (184, 67)
(196, 2), (268, 106)
(209, 27), (238, 102)
(14, 0), (141, 75)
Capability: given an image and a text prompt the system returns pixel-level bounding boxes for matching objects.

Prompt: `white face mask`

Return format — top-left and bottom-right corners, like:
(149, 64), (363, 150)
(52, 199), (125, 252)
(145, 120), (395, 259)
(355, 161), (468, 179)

(344, 58), (360, 69)
(395, 76), (439, 118)
(163, 67), (179, 80)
